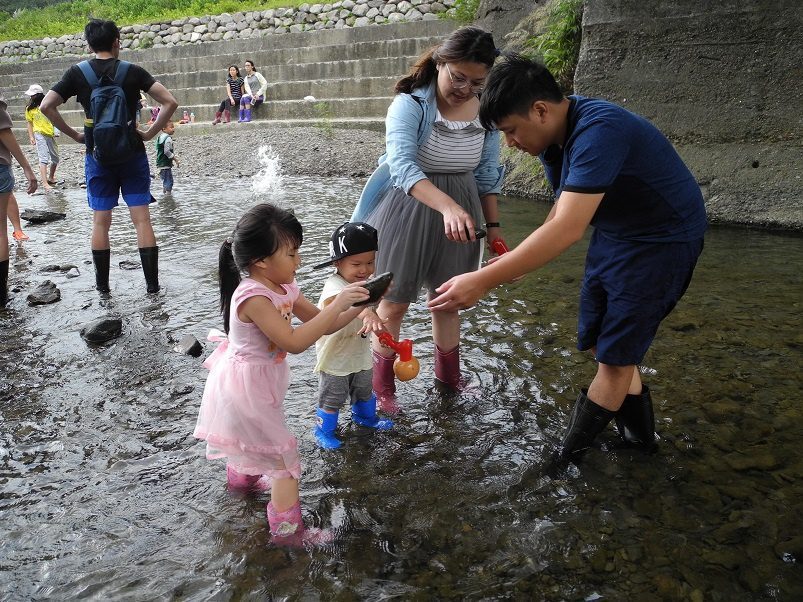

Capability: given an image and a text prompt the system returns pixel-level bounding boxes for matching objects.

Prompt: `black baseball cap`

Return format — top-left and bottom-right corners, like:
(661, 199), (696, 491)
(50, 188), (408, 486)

(313, 221), (379, 269)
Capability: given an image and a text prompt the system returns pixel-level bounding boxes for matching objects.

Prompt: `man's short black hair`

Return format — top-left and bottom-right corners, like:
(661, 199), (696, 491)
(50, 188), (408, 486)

(84, 19), (120, 53)
(479, 53), (564, 130)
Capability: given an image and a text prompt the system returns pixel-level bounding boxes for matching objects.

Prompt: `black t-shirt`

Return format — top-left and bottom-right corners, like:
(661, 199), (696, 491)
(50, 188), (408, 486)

(51, 58), (156, 121)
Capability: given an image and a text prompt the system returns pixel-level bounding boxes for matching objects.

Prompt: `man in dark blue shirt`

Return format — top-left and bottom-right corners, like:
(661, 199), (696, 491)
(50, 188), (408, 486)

(429, 54), (706, 465)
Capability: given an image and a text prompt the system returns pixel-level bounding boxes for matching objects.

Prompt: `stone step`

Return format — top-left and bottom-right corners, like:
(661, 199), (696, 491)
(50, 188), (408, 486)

(0, 18), (455, 75)
(5, 73), (399, 113)
(8, 95), (394, 128)
(0, 34), (442, 89)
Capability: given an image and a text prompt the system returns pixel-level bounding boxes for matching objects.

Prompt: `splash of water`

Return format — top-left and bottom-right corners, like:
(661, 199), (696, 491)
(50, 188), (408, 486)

(251, 144), (284, 196)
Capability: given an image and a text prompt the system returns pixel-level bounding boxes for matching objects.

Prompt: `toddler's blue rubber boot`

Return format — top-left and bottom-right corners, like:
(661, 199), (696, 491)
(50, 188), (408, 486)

(314, 408), (342, 449)
(352, 394), (394, 430)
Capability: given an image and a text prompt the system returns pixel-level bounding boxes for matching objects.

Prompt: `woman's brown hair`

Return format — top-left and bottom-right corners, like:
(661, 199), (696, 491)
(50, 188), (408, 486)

(395, 26), (497, 94)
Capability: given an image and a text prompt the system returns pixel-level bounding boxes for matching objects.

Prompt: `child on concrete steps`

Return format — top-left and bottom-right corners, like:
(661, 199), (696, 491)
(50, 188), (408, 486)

(194, 203), (370, 546)
(311, 222), (393, 449)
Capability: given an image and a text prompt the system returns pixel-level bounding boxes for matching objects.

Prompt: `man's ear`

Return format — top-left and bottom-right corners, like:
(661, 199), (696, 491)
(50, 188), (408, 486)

(530, 100), (549, 123)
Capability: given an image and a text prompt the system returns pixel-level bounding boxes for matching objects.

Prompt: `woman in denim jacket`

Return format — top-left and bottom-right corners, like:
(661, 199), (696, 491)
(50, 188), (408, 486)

(352, 26), (504, 411)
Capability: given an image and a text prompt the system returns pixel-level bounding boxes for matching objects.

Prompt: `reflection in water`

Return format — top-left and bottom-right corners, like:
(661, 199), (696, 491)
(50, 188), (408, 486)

(1, 177), (801, 600)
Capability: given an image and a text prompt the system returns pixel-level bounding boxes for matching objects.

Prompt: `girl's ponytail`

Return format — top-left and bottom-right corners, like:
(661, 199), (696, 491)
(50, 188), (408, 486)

(218, 238), (240, 333)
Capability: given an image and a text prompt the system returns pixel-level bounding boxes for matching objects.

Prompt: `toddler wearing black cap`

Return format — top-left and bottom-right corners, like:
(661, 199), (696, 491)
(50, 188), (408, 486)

(311, 222), (394, 449)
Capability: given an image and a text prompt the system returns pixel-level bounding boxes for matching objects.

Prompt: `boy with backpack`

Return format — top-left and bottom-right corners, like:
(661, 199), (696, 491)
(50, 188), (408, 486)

(155, 120), (178, 195)
(40, 19), (178, 294)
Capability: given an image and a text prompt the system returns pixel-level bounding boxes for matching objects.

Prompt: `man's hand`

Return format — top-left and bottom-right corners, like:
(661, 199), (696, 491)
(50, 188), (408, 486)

(428, 271), (489, 312)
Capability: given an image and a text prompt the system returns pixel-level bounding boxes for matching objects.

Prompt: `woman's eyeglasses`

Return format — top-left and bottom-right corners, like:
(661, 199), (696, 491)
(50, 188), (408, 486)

(445, 63), (485, 94)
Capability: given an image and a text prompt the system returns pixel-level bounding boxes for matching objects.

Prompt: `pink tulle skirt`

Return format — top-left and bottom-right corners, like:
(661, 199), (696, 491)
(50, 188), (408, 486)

(193, 338), (301, 480)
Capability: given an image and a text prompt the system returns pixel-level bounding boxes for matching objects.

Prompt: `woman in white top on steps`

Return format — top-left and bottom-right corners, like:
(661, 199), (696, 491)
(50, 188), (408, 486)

(239, 60), (268, 123)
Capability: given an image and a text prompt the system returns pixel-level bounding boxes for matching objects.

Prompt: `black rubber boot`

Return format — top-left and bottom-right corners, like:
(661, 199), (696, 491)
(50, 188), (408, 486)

(555, 389), (616, 463)
(92, 249), (111, 293)
(614, 385), (657, 452)
(139, 246), (160, 293)
(0, 259), (8, 307)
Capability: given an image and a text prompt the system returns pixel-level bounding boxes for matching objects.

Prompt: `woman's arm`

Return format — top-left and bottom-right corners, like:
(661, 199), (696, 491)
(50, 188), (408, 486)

(243, 77), (252, 98)
(0, 129), (37, 194)
(256, 72), (268, 98)
(26, 120), (34, 145)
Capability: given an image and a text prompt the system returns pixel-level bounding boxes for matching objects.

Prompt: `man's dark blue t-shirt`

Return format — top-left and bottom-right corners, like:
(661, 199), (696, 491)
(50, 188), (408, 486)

(540, 96), (707, 243)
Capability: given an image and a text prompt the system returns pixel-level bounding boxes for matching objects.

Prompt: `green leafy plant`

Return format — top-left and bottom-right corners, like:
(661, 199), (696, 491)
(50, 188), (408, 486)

(0, 0), (307, 42)
(313, 101), (334, 139)
(447, 0), (479, 24)
(525, 0), (583, 92)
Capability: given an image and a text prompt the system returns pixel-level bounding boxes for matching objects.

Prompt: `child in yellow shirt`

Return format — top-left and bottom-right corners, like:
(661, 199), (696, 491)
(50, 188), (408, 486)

(24, 85), (60, 192)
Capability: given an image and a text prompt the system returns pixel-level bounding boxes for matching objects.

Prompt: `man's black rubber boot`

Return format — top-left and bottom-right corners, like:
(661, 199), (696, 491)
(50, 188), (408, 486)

(615, 385), (658, 452)
(139, 246), (160, 293)
(556, 389), (616, 463)
(92, 249), (111, 293)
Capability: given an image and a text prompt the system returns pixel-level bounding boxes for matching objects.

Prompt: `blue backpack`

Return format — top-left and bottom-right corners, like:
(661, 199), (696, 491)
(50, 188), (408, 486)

(77, 60), (140, 166)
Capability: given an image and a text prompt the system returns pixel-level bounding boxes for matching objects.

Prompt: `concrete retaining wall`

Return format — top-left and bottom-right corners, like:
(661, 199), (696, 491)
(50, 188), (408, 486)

(574, 0), (803, 230)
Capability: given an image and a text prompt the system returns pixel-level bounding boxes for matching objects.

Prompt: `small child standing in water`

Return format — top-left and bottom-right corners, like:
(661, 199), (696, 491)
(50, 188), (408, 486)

(154, 121), (178, 194)
(194, 203), (370, 546)
(24, 85), (59, 192)
(311, 222), (393, 449)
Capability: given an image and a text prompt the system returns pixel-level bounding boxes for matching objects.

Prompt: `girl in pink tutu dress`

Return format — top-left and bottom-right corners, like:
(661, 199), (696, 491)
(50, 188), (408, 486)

(194, 203), (370, 546)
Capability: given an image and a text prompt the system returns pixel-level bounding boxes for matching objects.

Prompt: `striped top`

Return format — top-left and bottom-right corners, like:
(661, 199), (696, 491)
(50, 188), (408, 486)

(416, 110), (485, 174)
(227, 76), (244, 100)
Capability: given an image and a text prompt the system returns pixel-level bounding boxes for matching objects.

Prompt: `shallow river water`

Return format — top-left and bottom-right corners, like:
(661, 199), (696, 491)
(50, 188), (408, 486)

(1, 175), (801, 601)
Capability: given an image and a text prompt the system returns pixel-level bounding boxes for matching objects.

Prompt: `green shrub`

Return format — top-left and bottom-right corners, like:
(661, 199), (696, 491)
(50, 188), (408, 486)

(0, 0), (306, 41)
(525, 0), (583, 92)
(448, 0), (479, 24)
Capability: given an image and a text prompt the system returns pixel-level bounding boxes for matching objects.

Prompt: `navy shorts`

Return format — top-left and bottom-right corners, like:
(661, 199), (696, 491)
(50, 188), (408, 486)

(577, 230), (704, 366)
(85, 152), (152, 210)
(0, 164), (13, 194)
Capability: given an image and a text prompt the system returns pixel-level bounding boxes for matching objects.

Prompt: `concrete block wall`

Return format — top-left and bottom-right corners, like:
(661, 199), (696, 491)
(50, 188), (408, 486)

(575, 0), (803, 229)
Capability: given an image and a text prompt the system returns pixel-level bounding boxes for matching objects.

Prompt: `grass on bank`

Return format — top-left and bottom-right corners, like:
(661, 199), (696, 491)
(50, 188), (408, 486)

(0, 0), (309, 42)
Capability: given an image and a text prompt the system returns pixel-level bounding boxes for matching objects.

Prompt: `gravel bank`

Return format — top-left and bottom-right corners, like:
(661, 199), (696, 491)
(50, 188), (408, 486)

(10, 124), (387, 190)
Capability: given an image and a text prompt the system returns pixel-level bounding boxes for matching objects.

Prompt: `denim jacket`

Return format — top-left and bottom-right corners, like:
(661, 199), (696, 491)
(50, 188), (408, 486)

(351, 80), (505, 221)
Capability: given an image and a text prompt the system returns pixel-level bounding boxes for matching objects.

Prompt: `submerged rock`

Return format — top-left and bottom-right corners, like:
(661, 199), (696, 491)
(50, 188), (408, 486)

(20, 209), (66, 224)
(119, 260), (141, 270)
(27, 281), (61, 305)
(80, 317), (123, 344)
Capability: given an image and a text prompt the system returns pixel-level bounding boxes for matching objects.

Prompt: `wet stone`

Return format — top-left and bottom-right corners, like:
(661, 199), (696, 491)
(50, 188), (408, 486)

(80, 317), (123, 344)
(119, 260), (141, 270)
(174, 334), (203, 357)
(41, 264), (78, 273)
(66, 268), (80, 278)
(723, 448), (781, 471)
(27, 280), (61, 305)
(20, 209), (66, 223)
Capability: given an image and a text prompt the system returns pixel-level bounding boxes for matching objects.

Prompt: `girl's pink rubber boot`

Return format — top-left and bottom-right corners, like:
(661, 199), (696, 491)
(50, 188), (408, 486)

(226, 464), (271, 492)
(266, 501), (333, 547)
(372, 350), (399, 415)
